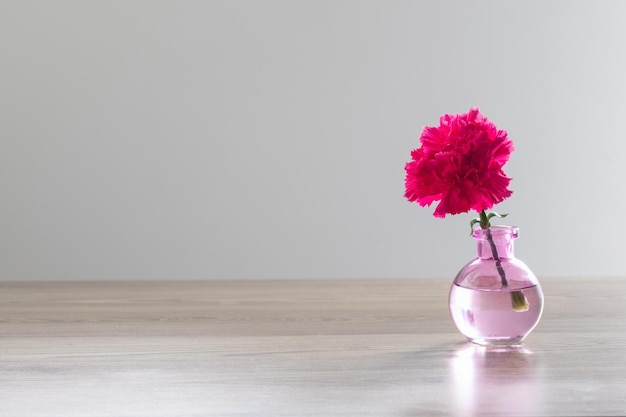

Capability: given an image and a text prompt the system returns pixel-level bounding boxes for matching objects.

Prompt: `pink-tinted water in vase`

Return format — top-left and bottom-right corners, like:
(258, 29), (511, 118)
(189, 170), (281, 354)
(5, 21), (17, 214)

(449, 283), (543, 345)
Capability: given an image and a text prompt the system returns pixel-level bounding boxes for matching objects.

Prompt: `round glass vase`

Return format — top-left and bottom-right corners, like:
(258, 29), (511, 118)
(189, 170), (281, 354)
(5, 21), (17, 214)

(449, 225), (543, 346)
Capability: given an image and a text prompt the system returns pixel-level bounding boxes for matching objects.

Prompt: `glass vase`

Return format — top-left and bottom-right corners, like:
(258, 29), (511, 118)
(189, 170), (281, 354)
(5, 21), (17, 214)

(449, 225), (543, 346)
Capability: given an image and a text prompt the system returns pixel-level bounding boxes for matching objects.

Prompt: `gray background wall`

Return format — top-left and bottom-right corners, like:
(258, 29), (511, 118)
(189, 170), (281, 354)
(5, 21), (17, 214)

(1, 1), (625, 281)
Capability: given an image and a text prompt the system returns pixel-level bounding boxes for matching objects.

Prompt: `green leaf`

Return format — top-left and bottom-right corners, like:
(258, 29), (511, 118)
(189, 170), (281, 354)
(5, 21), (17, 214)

(469, 218), (480, 235)
(487, 212), (509, 220)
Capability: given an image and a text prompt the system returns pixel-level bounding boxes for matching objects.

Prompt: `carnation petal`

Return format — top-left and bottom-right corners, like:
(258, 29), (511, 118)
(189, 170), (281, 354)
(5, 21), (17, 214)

(404, 107), (514, 217)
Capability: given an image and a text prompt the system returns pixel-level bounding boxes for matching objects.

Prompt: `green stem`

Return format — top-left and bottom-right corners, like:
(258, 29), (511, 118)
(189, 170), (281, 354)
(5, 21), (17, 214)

(477, 209), (528, 312)
(479, 210), (508, 287)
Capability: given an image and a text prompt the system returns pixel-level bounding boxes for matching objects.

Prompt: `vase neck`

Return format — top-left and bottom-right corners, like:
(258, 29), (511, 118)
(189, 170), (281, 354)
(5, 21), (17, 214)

(473, 225), (518, 259)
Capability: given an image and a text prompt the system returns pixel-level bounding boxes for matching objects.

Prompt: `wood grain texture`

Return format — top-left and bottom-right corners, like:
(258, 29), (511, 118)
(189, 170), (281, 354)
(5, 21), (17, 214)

(1, 277), (625, 416)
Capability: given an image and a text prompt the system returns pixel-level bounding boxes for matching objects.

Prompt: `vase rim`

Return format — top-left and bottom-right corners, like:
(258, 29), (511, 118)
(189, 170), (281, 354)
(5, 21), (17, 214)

(472, 225), (519, 239)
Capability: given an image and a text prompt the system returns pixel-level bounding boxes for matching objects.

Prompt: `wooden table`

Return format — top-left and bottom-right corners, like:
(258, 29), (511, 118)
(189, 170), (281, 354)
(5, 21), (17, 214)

(1, 277), (625, 416)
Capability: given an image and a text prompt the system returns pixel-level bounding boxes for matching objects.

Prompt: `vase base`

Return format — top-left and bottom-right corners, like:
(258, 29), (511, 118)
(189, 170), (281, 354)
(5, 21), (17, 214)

(467, 336), (525, 347)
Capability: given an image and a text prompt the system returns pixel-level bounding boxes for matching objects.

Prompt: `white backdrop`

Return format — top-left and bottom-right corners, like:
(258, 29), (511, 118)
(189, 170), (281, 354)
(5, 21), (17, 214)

(1, 1), (625, 281)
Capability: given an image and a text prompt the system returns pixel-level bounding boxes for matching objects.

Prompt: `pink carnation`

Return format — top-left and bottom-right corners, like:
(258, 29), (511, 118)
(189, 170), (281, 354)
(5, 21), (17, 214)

(404, 108), (514, 218)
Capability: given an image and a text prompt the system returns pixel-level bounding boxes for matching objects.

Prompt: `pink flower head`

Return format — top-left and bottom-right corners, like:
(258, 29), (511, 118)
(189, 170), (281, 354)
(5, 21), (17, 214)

(404, 108), (514, 218)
